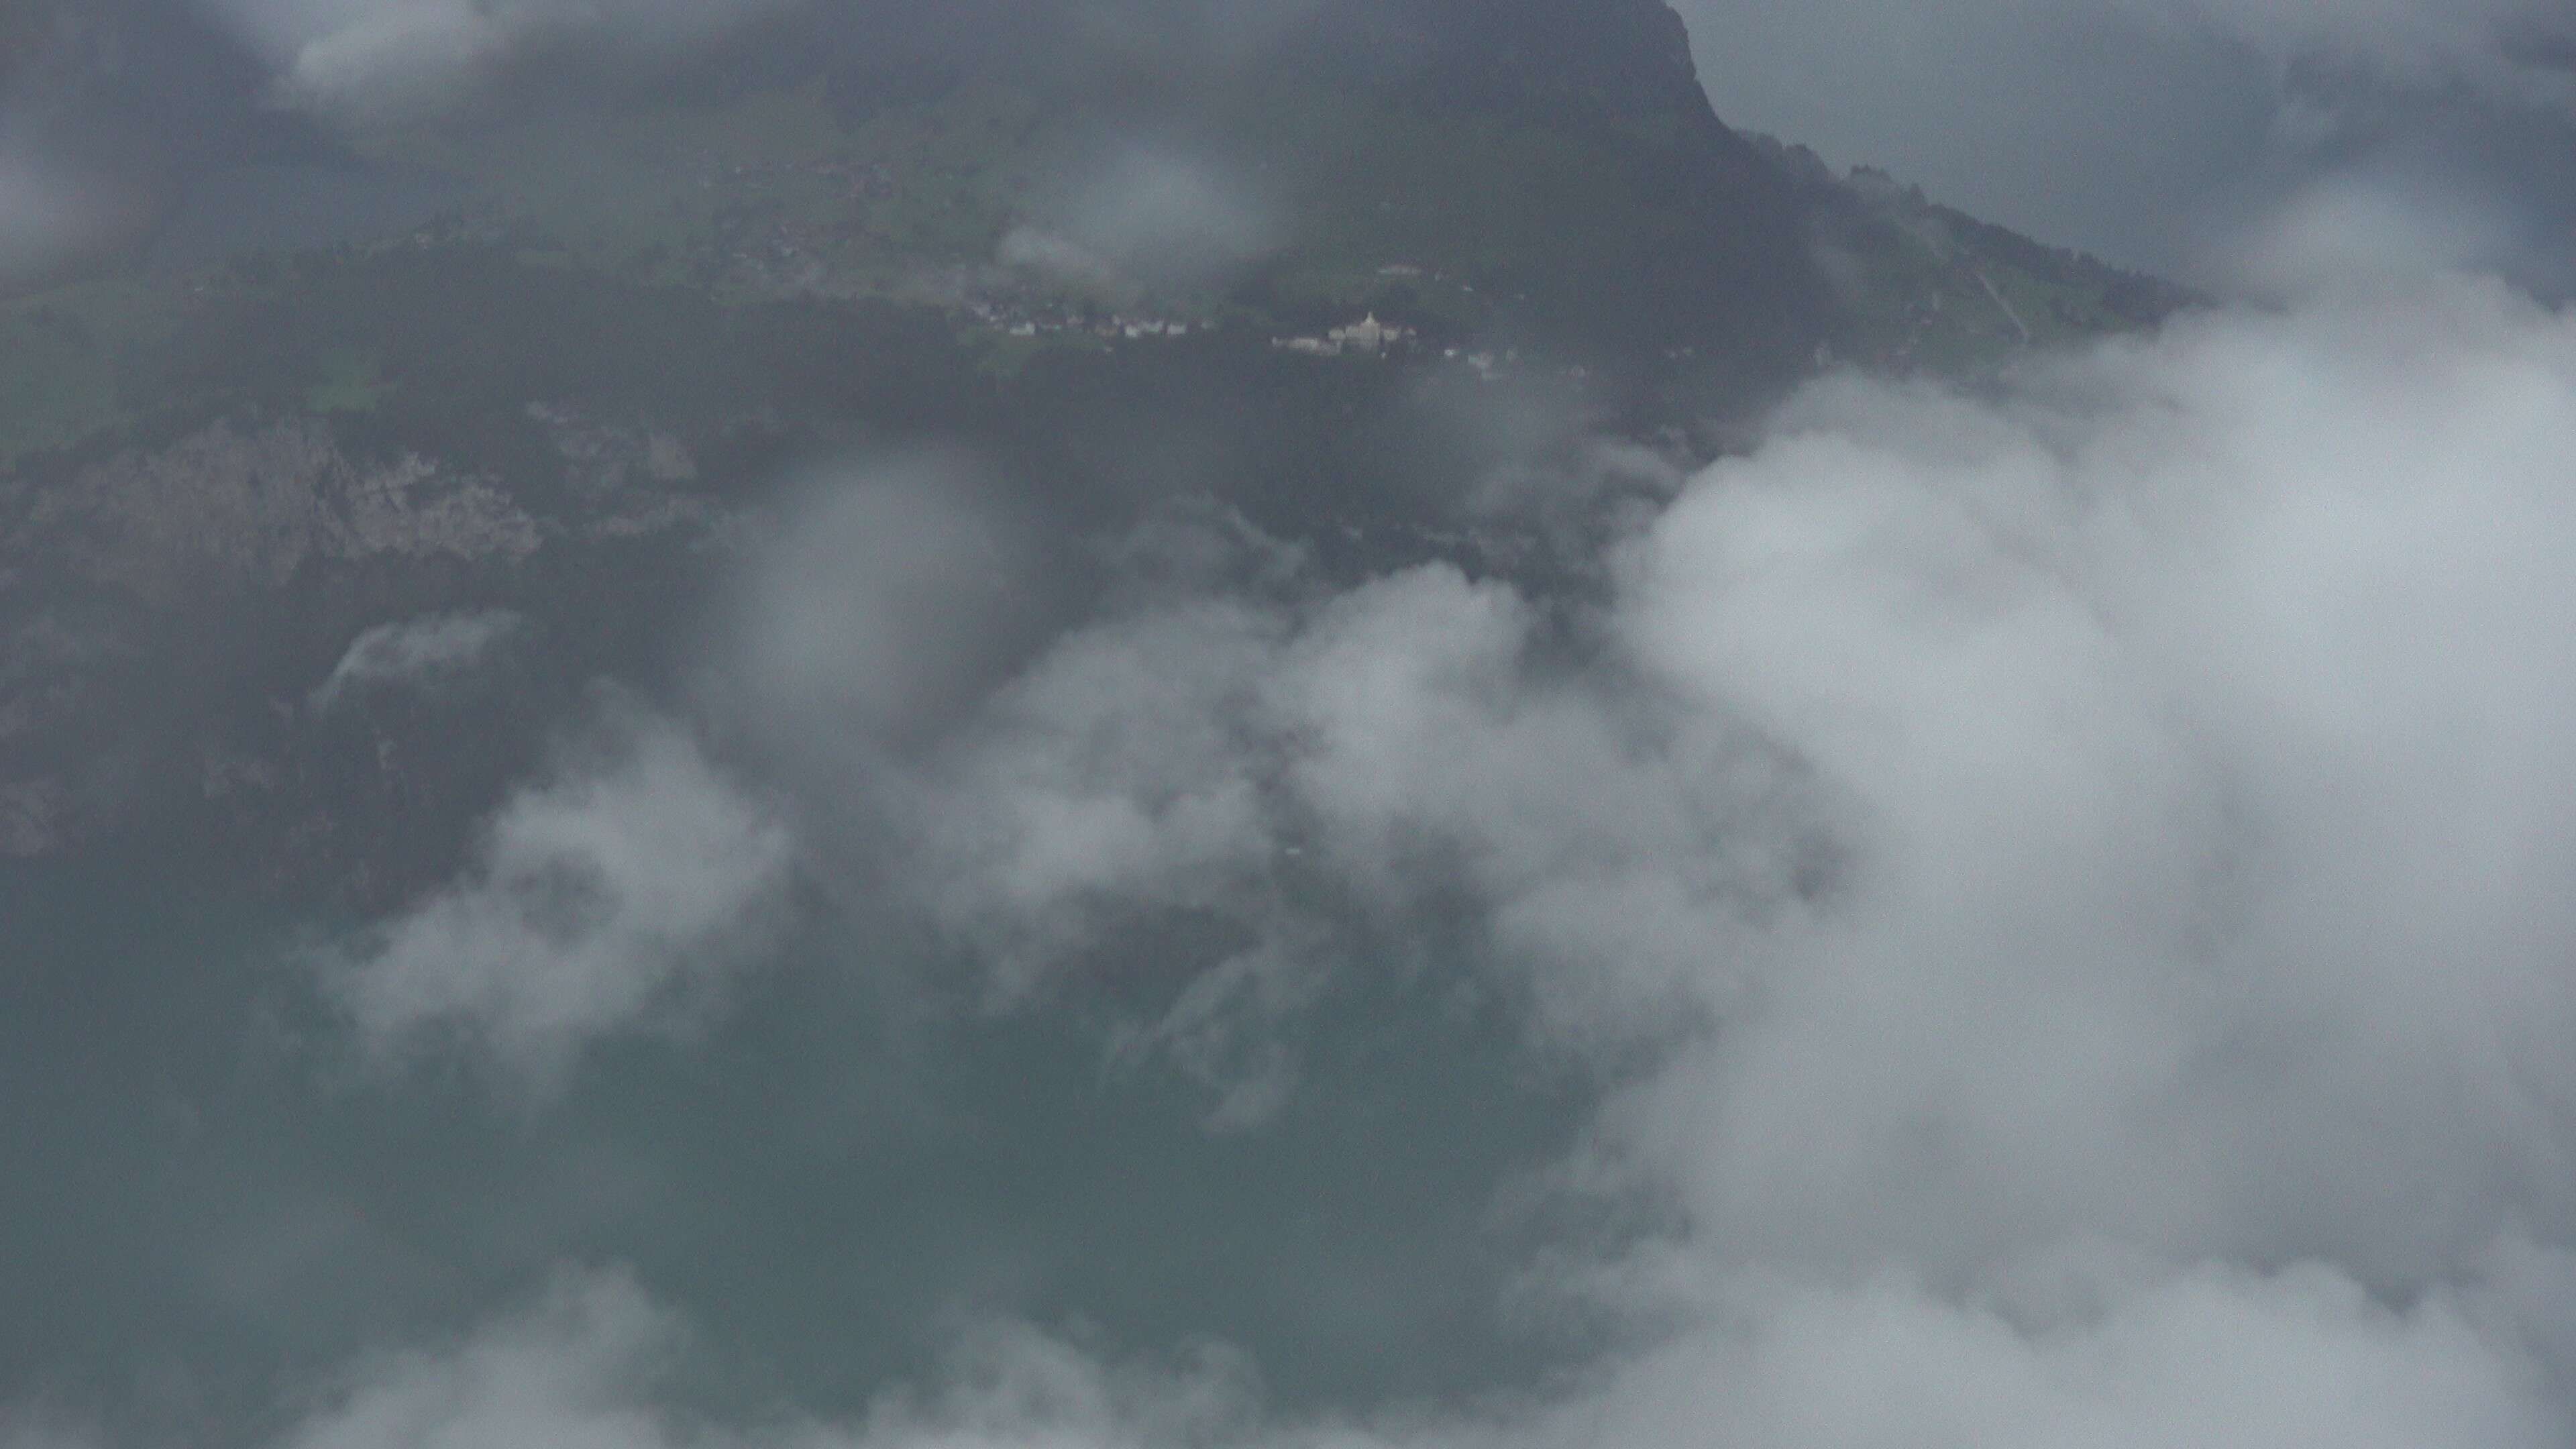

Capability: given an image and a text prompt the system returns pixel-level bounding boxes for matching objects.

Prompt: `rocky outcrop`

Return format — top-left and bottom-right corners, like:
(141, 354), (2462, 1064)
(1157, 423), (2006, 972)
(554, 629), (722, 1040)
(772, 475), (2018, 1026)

(526, 402), (715, 541)
(18, 419), (541, 599)
(0, 415), (563, 867)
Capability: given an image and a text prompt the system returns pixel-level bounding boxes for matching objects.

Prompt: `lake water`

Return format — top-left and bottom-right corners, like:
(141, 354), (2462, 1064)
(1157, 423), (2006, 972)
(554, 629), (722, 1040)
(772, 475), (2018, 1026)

(0, 861), (1592, 1444)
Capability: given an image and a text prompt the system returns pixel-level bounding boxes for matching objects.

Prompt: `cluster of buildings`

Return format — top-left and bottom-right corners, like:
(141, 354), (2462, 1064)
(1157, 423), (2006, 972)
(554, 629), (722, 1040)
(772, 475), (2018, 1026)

(1272, 313), (1418, 357)
(965, 300), (1197, 341)
(1268, 315), (1558, 382)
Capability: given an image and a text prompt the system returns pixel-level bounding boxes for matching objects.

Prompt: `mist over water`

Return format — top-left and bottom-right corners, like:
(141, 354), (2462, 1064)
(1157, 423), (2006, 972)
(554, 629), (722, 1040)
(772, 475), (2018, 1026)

(0, 859), (1587, 1442)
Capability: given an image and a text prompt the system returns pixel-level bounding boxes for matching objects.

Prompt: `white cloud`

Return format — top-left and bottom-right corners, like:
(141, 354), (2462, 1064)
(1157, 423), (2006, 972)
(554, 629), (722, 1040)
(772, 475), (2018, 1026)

(282, 1268), (684, 1449)
(1606, 280), (2576, 1293)
(860, 276), (2576, 1436)
(309, 609), (525, 711)
(1002, 142), (1281, 299)
(731, 456), (1038, 752)
(241, 277), (2576, 1446)
(190, 0), (792, 122)
(321, 698), (793, 1095)
(888, 517), (1815, 1076)
(273, 0), (513, 118)
(267, 1266), (1262, 1449)
(898, 594), (1292, 1002)
(1549, 1257), (2565, 1449)
(2213, 167), (2530, 297)
(113, 1252), (2574, 1449)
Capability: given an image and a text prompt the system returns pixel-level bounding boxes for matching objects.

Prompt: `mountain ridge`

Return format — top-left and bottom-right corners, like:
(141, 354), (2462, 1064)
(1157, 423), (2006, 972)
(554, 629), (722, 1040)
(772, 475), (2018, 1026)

(0, 0), (2190, 894)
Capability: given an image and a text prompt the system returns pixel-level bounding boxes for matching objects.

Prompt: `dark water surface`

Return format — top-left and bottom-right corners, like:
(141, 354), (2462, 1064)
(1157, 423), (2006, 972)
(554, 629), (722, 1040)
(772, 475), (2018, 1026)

(0, 862), (1591, 1444)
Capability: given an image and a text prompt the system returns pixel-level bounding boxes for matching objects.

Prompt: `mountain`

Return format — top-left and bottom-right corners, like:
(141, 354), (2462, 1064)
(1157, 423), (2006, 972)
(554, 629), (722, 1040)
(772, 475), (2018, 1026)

(0, 0), (2188, 895)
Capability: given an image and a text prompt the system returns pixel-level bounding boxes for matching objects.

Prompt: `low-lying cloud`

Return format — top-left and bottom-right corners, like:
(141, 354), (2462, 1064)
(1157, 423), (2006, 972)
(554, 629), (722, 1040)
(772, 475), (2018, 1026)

(258, 1266), (1262, 1449)
(319, 696), (792, 1095)
(875, 273), (2576, 1436)
(98, 1251), (2576, 1449)
(1601, 282), (2576, 1297)
(729, 455), (1038, 751)
(188, 0), (793, 121)
(308, 608), (525, 712)
(234, 271), (2576, 1442)
(1002, 142), (1282, 300)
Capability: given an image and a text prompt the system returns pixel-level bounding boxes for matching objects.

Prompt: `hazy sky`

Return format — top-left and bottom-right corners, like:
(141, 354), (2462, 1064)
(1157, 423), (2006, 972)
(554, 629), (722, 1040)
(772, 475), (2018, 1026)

(1676, 0), (2576, 286)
